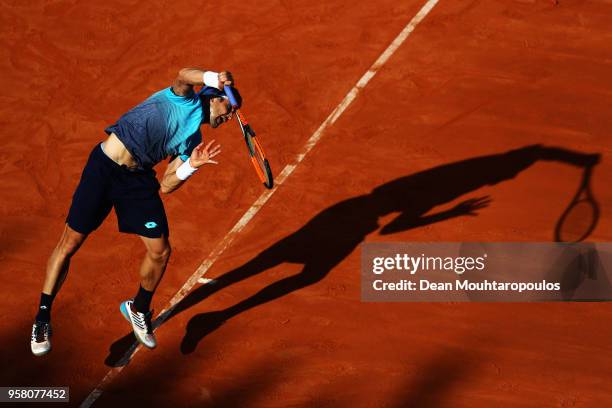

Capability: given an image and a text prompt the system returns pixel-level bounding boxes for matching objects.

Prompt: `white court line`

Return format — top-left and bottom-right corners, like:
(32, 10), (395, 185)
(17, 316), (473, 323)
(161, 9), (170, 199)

(80, 1), (439, 406)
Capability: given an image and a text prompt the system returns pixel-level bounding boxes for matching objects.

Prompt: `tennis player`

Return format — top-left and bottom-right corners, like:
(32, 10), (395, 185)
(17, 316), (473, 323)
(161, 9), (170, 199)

(30, 69), (241, 356)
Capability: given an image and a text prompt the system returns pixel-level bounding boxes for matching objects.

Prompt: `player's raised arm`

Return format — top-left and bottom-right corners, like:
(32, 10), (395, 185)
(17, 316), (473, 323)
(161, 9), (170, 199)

(173, 68), (234, 96)
(160, 140), (222, 194)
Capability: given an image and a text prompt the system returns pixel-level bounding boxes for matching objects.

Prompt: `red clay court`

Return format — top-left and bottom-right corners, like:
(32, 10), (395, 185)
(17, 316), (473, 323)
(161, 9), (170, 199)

(1, 0), (611, 406)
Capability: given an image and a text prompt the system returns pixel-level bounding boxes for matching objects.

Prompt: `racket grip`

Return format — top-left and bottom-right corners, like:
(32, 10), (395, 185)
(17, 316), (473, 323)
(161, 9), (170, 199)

(224, 85), (239, 108)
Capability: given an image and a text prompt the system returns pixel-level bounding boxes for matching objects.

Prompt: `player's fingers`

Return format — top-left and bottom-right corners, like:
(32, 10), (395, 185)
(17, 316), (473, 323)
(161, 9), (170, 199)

(210, 149), (221, 158)
(207, 159), (218, 165)
(196, 143), (209, 154)
(223, 71), (233, 83)
(472, 196), (490, 204)
(204, 139), (216, 150)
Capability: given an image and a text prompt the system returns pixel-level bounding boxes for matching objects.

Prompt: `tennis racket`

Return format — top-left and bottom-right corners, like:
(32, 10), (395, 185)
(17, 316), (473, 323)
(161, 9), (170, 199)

(224, 86), (273, 189)
(554, 164), (600, 242)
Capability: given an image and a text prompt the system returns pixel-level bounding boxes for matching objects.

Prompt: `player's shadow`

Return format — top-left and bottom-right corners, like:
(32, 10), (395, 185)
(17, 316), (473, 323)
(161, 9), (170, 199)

(104, 144), (600, 363)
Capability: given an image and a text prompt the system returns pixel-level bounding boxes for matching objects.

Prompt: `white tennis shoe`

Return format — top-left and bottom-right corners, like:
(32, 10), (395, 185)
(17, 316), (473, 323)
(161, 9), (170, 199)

(31, 321), (52, 356)
(120, 299), (157, 349)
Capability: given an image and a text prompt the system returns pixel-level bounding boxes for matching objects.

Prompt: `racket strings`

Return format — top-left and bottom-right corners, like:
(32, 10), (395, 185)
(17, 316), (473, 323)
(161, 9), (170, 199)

(555, 166), (600, 242)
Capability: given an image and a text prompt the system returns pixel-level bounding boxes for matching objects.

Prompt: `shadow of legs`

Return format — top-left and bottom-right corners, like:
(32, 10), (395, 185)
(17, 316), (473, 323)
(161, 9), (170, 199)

(181, 261), (329, 354)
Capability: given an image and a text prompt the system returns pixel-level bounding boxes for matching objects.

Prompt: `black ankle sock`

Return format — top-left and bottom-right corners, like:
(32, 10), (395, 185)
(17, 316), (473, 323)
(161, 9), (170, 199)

(133, 285), (154, 313)
(35, 293), (54, 323)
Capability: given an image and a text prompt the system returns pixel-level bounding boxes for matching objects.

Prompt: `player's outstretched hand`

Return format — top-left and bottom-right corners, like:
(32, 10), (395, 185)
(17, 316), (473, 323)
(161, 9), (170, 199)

(451, 196), (491, 217)
(189, 140), (221, 167)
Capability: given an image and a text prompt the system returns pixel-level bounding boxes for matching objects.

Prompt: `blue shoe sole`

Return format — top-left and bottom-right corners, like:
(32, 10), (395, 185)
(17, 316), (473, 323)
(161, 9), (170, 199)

(119, 301), (131, 323)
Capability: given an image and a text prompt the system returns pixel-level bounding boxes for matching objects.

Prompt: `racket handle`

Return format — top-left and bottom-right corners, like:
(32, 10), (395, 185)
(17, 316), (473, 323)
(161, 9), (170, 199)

(224, 85), (239, 108)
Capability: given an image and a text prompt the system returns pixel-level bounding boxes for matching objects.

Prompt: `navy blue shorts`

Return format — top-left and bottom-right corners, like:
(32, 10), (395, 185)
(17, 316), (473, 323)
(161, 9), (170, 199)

(66, 144), (169, 238)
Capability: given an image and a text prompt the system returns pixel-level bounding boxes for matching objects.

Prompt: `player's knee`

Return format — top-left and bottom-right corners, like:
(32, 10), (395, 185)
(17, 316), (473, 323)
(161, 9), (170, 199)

(58, 235), (83, 257)
(147, 244), (171, 264)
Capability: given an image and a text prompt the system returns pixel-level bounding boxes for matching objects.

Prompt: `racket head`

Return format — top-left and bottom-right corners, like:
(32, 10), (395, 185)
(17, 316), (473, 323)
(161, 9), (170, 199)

(555, 199), (599, 242)
(236, 112), (274, 189)
(246, 130), (273, 189)
(555, 166), (600, 242)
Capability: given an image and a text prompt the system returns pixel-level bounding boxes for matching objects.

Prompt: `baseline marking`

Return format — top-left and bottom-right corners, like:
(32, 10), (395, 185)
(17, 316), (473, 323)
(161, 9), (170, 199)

(80, 1), (439, 406)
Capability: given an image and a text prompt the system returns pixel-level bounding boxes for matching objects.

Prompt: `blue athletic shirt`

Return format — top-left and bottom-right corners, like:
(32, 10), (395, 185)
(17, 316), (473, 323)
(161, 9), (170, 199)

(105, 87), (204, 169)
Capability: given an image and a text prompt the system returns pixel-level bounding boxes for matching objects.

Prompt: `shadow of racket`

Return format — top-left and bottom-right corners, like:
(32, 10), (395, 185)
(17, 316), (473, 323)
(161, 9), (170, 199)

(555, 158), (601, 242)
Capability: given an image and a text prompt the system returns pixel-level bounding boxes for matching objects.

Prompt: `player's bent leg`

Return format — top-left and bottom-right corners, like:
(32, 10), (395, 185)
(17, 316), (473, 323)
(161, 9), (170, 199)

(32, 224), (88, 356)
(43, 224), (87, 294)
(139, 235), (171, 291)
(112, 163), (170, 349)
(120, 235), (171, 350)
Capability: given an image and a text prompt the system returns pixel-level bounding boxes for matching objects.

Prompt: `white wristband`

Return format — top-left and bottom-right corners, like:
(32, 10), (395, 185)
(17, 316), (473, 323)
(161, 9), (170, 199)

(176, 159), (198, 180)
(203, 71), (220, 89)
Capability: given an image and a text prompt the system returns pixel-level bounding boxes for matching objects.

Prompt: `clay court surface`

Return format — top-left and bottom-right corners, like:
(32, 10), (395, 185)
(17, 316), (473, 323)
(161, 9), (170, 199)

(1, 0), (612, 406)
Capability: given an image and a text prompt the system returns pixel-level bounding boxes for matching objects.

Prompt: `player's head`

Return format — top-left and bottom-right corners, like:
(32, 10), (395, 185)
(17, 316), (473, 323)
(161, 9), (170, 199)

(198, 86), (242, 128)
(209, 96), (233, 128)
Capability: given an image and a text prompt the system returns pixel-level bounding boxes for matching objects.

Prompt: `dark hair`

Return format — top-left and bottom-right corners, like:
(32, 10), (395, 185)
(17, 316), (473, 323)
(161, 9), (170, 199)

(198, 86), (242, 108)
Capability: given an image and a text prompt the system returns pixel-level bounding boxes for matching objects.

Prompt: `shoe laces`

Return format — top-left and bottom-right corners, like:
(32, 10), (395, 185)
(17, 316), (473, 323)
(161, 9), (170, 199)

(131, 307), (154, 334)
(32, 322), (51, 343)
